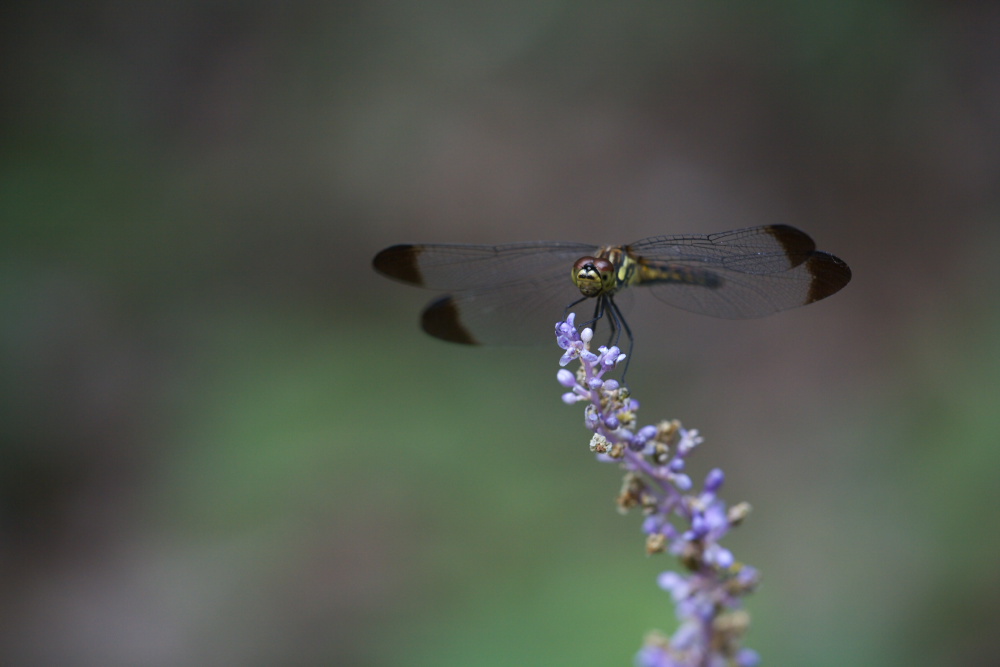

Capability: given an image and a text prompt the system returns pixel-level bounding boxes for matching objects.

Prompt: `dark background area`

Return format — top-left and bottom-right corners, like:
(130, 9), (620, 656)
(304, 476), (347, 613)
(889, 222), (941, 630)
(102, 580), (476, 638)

(2, 2), (999, 665)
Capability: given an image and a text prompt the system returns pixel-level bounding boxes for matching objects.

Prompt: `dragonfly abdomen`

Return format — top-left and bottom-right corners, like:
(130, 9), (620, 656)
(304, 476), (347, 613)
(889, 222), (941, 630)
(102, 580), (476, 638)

(637, 263), (723, 289)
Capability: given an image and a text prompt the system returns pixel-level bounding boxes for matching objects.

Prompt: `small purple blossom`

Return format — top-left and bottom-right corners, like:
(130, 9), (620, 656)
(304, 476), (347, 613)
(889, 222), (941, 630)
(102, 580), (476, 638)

(704, 469), (725, 494)
(556, 369), (576, 388)
(555, 316), (759, 667)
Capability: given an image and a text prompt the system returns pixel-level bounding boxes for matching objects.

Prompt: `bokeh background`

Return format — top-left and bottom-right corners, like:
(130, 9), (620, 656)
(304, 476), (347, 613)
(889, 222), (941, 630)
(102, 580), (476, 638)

(2, 2), (999, 665)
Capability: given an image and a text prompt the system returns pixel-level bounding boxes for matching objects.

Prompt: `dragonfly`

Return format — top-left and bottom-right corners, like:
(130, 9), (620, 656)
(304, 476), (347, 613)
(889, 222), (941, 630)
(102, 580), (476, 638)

(372, 225), (851, 364)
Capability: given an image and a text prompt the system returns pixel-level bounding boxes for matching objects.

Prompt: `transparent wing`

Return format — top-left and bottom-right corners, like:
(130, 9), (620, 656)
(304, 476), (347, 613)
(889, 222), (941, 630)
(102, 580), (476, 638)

(639, 251), (851, 319)
(373, 241), (599, 345)
(626, 225), (850, 318)
(419, 269), (586, 345)
(626, 225), (818, 274)
(373, 241), (595, 290)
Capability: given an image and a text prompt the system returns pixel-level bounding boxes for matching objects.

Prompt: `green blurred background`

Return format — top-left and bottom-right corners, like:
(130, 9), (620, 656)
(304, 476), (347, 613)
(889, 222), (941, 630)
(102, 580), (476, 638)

(2, 2), (999, 665)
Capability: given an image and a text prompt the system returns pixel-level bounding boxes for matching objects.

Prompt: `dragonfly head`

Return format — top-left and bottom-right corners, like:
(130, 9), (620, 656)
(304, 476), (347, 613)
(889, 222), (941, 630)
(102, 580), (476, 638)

(572, 256), (616, 297)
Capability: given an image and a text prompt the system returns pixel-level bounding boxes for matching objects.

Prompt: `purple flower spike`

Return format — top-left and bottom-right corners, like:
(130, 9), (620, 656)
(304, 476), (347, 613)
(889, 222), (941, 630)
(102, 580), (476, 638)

(554, 315), (759, 666)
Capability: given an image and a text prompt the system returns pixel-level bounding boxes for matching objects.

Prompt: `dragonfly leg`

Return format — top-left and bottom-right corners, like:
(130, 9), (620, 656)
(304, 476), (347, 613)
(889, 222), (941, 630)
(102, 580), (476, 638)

(607, 297), (633, 384)
(563, 295), (590, 319)
(604, 298), (620, 349)
(564, 295), (630, 383)
(575, 296), (605, 334)
(581, 298), (620, 340)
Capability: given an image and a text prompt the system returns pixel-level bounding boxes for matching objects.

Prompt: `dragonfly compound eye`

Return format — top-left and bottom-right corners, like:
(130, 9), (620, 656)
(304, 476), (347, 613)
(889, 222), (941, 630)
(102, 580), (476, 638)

(572, 257), (616, 297)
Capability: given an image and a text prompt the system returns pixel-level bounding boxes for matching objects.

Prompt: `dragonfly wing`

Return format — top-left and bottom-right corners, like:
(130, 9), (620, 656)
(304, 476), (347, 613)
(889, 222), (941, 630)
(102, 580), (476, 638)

(420, 270), (585, 345)
(628, 225), (819, 274)
(642, 251), (851, 319)
(373, 241), (595, 290)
